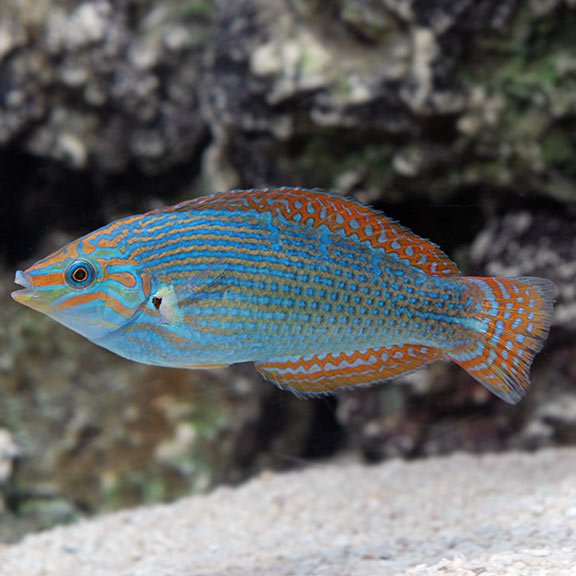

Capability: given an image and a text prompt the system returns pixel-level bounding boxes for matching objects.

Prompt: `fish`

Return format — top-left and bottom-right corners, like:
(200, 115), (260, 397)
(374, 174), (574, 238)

(11, 188), (556, 403)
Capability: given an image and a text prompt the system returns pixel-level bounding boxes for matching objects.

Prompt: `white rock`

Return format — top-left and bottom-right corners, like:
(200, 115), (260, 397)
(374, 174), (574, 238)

(1, 448), (576, 575)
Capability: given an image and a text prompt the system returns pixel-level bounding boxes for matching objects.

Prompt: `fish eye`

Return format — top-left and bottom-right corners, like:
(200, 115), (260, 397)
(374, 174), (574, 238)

(65, 260), (95, 288)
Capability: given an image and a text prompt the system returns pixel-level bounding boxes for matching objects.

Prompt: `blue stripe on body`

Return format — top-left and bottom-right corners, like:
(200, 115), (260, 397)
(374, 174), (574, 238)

(100, 202), (471, 366)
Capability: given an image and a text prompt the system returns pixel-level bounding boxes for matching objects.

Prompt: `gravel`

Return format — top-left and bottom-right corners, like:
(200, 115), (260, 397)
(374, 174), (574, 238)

(0, 448), (575, 575)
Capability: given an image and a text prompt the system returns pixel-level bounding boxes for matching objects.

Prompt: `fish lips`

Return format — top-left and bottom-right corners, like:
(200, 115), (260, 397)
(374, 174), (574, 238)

(11, 270), (39, 308)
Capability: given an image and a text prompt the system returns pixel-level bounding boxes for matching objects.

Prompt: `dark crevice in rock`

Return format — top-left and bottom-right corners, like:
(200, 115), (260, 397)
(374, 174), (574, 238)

(373, 187), (486, 260)
(302, 396), (344, 460)
(0, 150), (104, 266)
(1, 127), (211, 266)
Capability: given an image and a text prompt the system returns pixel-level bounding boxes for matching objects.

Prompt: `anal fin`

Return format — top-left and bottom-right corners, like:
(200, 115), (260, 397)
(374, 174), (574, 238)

(255, 344), (442, 396)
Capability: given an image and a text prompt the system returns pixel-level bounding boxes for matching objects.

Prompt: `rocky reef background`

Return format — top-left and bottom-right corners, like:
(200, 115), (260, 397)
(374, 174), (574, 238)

(1, 0), (576, 541)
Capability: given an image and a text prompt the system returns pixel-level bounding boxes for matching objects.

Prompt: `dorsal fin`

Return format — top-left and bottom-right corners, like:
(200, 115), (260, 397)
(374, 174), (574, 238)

(255, 344), (443, 396)
(146, 188), (460, 277)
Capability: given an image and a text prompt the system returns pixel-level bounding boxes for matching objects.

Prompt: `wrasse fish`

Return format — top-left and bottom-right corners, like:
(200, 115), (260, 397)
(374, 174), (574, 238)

(12, 188), (556, 403)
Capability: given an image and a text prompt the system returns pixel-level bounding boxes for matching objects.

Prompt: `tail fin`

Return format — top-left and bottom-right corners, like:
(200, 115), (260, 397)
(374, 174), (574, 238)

(447, 277), (556, 404)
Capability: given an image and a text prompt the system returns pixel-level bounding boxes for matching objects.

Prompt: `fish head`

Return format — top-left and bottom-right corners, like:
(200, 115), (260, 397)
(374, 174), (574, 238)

(11, 232), (148, 341)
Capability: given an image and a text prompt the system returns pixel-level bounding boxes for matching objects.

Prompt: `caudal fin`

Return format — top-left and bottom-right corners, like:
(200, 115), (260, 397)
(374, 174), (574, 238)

(447, 277), (556, 404)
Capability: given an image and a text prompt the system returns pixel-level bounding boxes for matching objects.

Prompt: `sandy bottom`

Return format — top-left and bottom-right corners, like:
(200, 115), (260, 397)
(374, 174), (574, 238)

(0, 448), (575, 575)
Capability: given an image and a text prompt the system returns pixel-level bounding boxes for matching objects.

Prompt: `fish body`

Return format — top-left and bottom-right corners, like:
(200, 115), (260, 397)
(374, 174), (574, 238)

(12, 188), (556, 403)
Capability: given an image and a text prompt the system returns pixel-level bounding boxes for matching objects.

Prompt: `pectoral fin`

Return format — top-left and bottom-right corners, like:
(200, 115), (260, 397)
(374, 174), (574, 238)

(150, 285), (183, 326)
(147, 266), (230, 326)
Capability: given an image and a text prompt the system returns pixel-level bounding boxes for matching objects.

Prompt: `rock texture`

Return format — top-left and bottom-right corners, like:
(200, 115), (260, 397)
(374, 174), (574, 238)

(202, 0), (576, 202)
(0, 448), (575, 575)
(470, 208), (576, 329)
(0, 0), (209, 173)
(3, 0), (576, 195)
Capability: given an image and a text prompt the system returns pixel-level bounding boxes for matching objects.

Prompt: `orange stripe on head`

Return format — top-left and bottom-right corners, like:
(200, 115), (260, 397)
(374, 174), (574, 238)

(81, 240), (96, 254)
(100, 259), (140, 288)
(104, 295), (136, 318)
(56, 291), (134, 318)
(98, 239), (119, 248)
(34, 243), (80, 270)
(108, 272), (137, 288)
(97, 216), (142, 237)
(32, 272), (65, 288)
(103, 257), (139, 267)
(142, 274), (151, 297)
(96, 228), (133, 249)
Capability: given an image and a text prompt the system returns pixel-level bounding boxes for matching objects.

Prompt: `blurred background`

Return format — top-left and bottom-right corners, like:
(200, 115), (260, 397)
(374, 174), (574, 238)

(1, 0), (576, 542)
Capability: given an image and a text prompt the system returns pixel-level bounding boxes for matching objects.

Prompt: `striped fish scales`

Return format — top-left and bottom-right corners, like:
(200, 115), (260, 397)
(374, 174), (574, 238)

(12, 188), (556, 403)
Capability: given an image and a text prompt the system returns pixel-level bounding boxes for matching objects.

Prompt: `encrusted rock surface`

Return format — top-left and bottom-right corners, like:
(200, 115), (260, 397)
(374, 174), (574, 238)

(202, 0), (576, 202)
(4, 0), (576, 198)
(0, 0), (209, 173)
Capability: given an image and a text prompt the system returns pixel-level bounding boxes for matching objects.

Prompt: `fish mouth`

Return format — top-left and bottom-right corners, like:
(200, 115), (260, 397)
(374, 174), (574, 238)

(11, 270), (37, 306)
